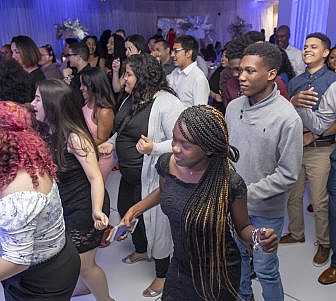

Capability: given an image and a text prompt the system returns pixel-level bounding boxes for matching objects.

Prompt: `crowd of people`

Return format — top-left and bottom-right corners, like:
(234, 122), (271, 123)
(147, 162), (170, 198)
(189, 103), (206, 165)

(0, 23), (336, 301)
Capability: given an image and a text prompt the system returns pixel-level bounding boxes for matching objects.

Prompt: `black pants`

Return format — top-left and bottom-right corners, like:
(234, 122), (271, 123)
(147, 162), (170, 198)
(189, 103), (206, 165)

(118, 174), (170, 278)
(155, 256), (170, 278)
(2, 238), (80, 301)
(118, 175), (148, 253)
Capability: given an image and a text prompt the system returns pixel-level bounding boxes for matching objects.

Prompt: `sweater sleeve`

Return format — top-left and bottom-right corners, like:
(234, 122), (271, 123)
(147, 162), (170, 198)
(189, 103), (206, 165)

(247, 117), (303, 201)
(296, 82), (336, 135)
(151, 96), (185, 155)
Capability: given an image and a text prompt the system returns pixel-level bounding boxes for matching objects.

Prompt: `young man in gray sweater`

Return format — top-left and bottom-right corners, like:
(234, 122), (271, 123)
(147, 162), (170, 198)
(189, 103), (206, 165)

(225, 42), (303, 301)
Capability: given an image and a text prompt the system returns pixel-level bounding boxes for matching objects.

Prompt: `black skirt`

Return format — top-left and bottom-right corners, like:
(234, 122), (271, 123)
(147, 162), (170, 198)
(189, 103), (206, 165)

(1, 238), (80, 301)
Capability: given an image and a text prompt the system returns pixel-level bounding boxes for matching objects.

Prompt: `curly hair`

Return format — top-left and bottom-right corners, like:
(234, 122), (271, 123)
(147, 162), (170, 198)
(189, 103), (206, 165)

(225, 36), (249, 60)
(0, 101), (57, 190)
(0, 54), (33, 103)
(126, 53), (177, 116)
(243, 42), (282, 71)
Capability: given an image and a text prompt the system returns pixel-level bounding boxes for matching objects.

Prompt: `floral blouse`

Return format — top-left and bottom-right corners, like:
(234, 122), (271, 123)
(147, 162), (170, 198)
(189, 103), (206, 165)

(0, 181), (66, 266)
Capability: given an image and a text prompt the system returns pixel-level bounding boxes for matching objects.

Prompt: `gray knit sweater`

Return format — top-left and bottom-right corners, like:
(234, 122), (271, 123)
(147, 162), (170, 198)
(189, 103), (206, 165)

(225, 86), (303, 218)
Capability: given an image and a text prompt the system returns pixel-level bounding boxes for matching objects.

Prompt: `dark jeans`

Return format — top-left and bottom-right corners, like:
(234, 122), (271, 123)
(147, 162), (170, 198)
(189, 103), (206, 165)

(327, 154), (336, 267)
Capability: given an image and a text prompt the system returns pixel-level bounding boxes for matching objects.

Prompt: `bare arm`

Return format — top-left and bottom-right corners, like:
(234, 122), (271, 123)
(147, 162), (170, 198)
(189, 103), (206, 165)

(96, 108), (115, 145)
(68, 133), (108, 229)
(121, 177), (164, 225)
(0, 259), (28, 281)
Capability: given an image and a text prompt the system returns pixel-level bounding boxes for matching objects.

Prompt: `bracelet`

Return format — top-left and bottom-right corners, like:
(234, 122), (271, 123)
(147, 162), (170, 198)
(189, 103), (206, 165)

(251, 227), (267, 250)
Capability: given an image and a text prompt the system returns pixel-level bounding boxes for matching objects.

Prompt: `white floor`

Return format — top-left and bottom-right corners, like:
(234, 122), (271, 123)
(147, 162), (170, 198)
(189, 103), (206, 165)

(1, 172), (335, 301)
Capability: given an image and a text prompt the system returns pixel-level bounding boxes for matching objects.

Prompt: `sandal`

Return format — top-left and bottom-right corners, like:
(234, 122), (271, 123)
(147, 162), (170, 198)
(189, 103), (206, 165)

(121, 252), (150, 264)
(142, 287), (162, 298)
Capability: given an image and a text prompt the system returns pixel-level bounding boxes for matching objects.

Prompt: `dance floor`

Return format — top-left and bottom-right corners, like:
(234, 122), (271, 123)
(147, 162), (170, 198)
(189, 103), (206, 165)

(1, 171), (335, 301)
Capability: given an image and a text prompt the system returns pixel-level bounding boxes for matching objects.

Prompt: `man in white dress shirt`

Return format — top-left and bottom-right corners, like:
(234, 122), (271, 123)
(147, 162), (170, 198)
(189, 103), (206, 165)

(276, 25), (306, 76)
(167, 35), (210, 107)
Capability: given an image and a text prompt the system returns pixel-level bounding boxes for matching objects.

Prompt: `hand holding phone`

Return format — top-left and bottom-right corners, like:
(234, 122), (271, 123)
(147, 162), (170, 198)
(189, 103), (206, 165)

(111, 218), (139, 241)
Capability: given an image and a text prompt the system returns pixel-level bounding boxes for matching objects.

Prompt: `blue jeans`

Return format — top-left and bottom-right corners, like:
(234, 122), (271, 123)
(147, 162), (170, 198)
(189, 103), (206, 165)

(236, 216), (284, 301)
(327, 153), (336, 267)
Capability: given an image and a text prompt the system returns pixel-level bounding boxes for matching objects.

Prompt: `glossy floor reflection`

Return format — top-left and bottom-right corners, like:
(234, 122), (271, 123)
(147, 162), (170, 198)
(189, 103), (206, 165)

(0, 172), (335, 300)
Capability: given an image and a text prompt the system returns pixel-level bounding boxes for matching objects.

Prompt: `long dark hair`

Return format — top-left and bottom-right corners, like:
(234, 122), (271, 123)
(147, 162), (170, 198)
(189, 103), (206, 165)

(278, 48), (295, 80)
(38, 79), (97, 170)
(80, 67), (116, 112)
(177, 105), (239, 300)
(105, 33), (126, 70)
(126, 53), (177, 116)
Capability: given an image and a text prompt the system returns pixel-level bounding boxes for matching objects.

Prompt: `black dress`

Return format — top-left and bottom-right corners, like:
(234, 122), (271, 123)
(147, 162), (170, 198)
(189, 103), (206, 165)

(57, 149), (110, 254)
(156, 153), (246, 301)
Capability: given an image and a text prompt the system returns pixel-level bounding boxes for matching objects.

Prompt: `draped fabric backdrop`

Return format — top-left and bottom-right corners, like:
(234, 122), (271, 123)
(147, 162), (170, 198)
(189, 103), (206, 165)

(0, 0), (278, 57)
(278, 0), (332, 49)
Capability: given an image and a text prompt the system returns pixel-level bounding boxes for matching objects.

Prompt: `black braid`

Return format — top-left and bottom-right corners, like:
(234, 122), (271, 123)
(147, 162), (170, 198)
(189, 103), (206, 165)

(178, 105), (239, 300)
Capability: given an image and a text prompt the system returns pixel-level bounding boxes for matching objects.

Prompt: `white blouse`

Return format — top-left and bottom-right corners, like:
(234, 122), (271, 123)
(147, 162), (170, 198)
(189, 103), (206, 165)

(0, 181), (66, 266)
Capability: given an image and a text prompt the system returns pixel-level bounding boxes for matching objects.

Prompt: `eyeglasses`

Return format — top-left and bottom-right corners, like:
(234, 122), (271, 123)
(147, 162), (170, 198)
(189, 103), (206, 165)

(171, 48), (185, 54)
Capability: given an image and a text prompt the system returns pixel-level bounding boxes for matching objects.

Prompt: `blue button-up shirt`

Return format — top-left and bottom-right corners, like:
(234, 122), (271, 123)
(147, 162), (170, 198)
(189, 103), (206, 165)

(288, 65), (336, 111)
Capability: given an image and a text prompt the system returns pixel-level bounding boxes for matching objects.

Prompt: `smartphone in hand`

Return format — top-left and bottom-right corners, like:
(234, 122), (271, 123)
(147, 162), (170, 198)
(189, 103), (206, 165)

(111, 218), (139, 241)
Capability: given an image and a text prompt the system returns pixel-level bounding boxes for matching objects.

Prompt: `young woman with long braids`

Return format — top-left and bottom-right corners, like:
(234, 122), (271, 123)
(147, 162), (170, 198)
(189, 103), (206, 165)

(122, 105), (278, 300)
(99, 53), (185, 297)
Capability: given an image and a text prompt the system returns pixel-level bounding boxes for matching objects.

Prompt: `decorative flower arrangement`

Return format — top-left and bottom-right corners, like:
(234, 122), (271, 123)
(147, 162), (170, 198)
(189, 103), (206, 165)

(55, 19), (88, 40)
(178, 16), (213, 39)
(228, 16), (252, 39)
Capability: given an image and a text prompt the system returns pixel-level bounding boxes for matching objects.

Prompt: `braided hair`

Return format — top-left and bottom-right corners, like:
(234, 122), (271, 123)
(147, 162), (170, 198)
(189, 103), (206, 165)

(177, 105), (239, 300)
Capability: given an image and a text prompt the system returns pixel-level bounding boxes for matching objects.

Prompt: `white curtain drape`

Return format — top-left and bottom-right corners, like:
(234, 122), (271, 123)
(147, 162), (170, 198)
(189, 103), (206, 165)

(0, 0), (278, 56)
(289, 0), (329, 49)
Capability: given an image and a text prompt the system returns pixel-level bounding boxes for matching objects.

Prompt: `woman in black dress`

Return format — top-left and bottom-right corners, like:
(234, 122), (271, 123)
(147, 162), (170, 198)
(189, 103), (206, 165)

(122, 105), (279, 300)
(31, 79), (115, 301)
(11, 36), (46, 97)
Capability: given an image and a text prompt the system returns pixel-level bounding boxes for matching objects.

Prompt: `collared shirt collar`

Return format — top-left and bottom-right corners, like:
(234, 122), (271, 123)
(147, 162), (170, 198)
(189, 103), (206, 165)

(303, 65), (328, 80)
(177, 61), (197, 75)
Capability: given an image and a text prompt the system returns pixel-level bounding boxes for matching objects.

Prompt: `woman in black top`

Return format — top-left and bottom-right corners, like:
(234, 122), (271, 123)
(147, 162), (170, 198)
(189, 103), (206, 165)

(122, 105), (279, 301)
(31, 79), (115, 301)
(11, 36), (45, 98)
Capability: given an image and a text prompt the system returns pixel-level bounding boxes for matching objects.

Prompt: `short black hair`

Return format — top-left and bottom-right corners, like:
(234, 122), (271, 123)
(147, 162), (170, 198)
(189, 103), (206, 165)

(175, 35), (199, 61)
(69, 42), (89, 61)
(306, 32), (331, 49)
(225, 36), (249, 60)
(277, 25), (290, 37)
(243, 42), (282, 71)
(244, 31), (265, 43)
(65, 38), (78, 46)
(154, 38), (170, 49)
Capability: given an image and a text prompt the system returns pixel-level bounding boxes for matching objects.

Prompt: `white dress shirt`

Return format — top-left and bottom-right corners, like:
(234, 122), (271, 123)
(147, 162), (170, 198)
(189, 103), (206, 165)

(285, 45), (306, 76)
(167, 61), (210, 107)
